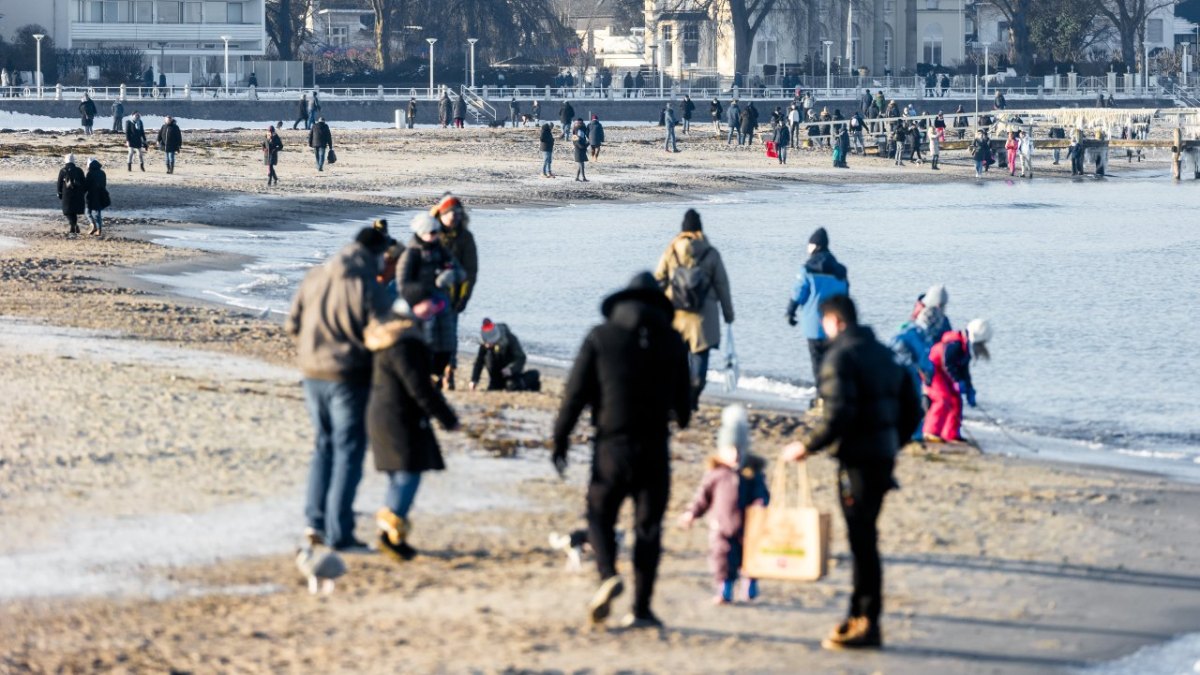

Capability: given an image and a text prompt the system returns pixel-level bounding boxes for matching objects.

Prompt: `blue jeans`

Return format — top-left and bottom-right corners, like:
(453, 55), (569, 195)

(303, 379), (370, 547)
(88, 209), (103, 231)
(542, 150), (552, 175)
(164, 151), (175, 169)
(688, 348), (711, 410)
(314, 146), (327, 170)
(665, 127), (677, 151)
(308, 109), (318, 128)
(385, 471), (423, 518)
(727, 124), (737, 144)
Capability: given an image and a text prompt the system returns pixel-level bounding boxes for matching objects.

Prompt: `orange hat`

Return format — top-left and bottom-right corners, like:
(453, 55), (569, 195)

(431, 194), (462, 216)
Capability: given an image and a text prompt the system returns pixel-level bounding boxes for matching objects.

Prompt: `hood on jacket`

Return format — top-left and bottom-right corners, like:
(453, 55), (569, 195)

(330, 242), (381, 282)
(805, 249), (848, 280)
(601, 271), (673, 321)
(669, 231), (712, 267)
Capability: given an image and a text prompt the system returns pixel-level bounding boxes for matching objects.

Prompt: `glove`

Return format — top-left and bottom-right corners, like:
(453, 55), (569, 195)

(786, 312), (797, 327)
(965, 388), (977, 408)
(551, 446), (568, 479)
(785, 300), (799, 327)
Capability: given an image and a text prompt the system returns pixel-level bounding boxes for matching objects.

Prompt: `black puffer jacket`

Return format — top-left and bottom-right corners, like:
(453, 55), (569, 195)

(366, 321), (458, 473)
(800, 325), (921, 467)
(396, 235), (459, 304)
(57, 163), (86, 216)
(85, 162), (111, 211)
(553, 281), (691, 454)
(157, 121), (182, 152)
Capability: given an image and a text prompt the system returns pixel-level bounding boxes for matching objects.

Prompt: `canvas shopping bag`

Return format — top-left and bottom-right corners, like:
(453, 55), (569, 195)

(741, 462), (830, 581)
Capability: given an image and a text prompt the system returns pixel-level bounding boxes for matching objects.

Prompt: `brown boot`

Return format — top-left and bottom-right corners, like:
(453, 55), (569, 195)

(821, 617), (882, 650)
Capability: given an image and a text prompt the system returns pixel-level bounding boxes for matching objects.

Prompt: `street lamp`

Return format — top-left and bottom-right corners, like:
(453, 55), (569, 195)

(427, 38), (438, 98)
(220, 36), (231, 95)
(649, 44), (658, 97)
(657, 40), (665, 94)
(823, 40), (833, 95)
(467, 38), (478, 89)
(983, 42), (990, 97)
(32, 33), (44, 97)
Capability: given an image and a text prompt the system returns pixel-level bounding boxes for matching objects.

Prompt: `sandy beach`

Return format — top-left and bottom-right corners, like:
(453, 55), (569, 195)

(0, 125), (1196, 674)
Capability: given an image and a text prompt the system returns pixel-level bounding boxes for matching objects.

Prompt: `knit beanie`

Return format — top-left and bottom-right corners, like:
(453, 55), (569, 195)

(681, 209), (702, 233)
(410, 213), (441, 237)
(480, 318), (501, 344)
(716, 405), (750, 461)
(809, 227), (829, 250)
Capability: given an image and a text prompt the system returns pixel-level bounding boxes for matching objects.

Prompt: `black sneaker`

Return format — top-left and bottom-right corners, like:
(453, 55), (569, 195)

(377, 532), (418, 562)
(331, 537), (371, 553)
(619, 612), (664, 630)
(588, 576), (624, 625)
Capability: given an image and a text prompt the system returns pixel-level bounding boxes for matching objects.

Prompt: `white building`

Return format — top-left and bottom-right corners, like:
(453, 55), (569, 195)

(308, 0), (375, 50)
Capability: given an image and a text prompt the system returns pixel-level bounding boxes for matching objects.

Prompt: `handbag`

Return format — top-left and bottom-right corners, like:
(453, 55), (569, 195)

(741, 462), (831, 582)
(327, 148), (338, 164)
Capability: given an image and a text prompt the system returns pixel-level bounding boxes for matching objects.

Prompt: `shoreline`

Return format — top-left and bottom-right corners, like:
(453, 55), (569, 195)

(1, 127), (1198, 672)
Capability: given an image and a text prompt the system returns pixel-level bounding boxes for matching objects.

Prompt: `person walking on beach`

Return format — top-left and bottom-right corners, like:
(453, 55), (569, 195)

(892, 123), (906, 166)
(1005, 131), (1019, 176)
(850, 111), (865, 154)
(726, 99), (740, 145)
(710, 98), (723, 134)
(835, 125), (851, 168)
(365, 288), (460, 562)
(309, 117), (334, 172)
(559, 100), (575, 139)
(308, 92), (322, 129)
(509, 96), (520, 128)
(294, 95), (310, 130)
(79, 94), (97, 137)
(773, 122), (790, 165)
(452, 95), (467, 129)
(679, 404), (769, 605)
(780, 295), (922, 650)
(738, 105), (754, 147)
(438, 92), (452, 128)
(924, 319), (992, 443)
(262, 125), (283, 186)
(1069, 127), (1085, 176)
(288, 227), (392, 550)
(953, 105), (969, 140)
(587, 115), (605, 161)
(682, 95), (695, 134)
(786, 227), (850, 392)
(539, 123), (555, 177)
(406, 97), (417, 129)
(1017, 130), (1033, 178)
(929, 119), (941, 170)
(56, 154), (86, 237)
(664, 104), (679, 153)
(469, 319), (539, 392)
(125, 112), (147, 172)
(552, 271), (692, 630)
(654, 209), (735, 410)
(431, 194), (478, 390)
(156, 116), (182, 174)
(111, 99), (125, 133)
(84, 159), (110, 237)
(572, 119), (590, 181)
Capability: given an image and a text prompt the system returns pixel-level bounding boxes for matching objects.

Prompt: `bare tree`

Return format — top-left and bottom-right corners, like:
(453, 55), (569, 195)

(265, 0), (314, 61)
(369, 0), (402, 70)
(662, 0), (811, 79)
(1096, 0), (1179, 72)
(990, 0), (1035, 74)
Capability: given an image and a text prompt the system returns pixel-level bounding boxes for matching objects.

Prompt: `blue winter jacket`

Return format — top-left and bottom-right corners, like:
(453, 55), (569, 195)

(890, 322), (934, 384)
(788, 249), (849, 340)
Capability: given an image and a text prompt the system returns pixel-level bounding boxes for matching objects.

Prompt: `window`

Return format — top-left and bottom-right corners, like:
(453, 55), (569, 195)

(329, 26), (349, 47)
(682, 23), (700, 64)
(1148, 18), (1164, 43)
(882, 38), (892, 69)
(755, 39), (777, 65)
(923, 23), (943, 64)
(661, 25), (673, 67)
(185, 2), (203, 22)
(226, 1), (243, 23)
(135, 1), (154, 22)
(157, 1), (182, 23)
(997, 21), (1009, 43)
(83, 0), (126, 22)
(926, 0), (939, 8)
(883, 0), (895, 14)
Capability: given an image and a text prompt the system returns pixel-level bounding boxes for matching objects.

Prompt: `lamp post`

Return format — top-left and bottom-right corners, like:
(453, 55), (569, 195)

(649, 44), (658, 97)
(983, 42), (989, 97)
(32, 33), (44, 97)
(823, 40), (833, 95)
(658, 40), (665, 94)
(467, 38), (478, 89)
(427, 38), (438, 98)
(220, 36), (231, 95)
(970, 41), (981, 124)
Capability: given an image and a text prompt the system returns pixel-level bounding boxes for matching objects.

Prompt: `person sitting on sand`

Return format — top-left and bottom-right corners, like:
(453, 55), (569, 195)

(679, 405), (769, 605)
(469, 319), (540, 392)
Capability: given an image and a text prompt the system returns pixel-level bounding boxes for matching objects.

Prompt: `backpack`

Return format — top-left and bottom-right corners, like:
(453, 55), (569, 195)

(63, 168), (79, 191)
(669, 246), (714, 312)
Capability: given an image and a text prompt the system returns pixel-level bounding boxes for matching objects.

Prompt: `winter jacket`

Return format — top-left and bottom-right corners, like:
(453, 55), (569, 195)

(157, 121), (182, 152)
(366, 320), (458, 474)
(453, 97), (467, 119)
(914, 303), (951, 342)
(397, 235), (462, 310)
(125, 118), (146, 148)
(84, 162), (111, 212)
(297, 98), (309, 118)
(573, 130), (589, 163)
(711, 101), (723, 120)
(440, 224), (478, 312)
(587, 120), (605, 146)
(309, 121), (333, 149)
(57, 164), (86, 216)
(286, 242), (392, 383)
(739, 108), (753, 134)
(407, 99), (417, 119)
(539, 125), (555, 152)
(79, 98), (97, 124)
(112, 101), (124, 119)
(683, 98), (695, 120)
(470, 323), (528, 388)
(890, 322), (934, 384)
(687, 455), (769, 539)
(552, 291), (691, 454)
(559, 102), (574, 125)
(262, 132), (283, 166)
(931, 330), (973, 394)
(748, 104), (759, 129)
(787, 249), (849, 340)
(727, 103), (740, 125)
(653, 232), (735, 353)
(438, 96), (452, 123)
(773, 124), (790, 148)
(800, 325), (922, 466)
(664, 107), (677, 128)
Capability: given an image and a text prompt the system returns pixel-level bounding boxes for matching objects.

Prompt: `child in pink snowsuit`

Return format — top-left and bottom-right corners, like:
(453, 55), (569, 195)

(1005, 132), (1019, 176)
(680, 405), (770, 604)
(924, 319), (993, 442)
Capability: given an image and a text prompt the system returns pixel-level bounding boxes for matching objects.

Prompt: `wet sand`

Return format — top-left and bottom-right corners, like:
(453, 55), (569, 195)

(0, 128), (1196, 674)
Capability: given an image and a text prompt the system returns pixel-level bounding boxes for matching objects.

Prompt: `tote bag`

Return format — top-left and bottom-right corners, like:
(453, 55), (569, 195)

(742, 462), (831, 581)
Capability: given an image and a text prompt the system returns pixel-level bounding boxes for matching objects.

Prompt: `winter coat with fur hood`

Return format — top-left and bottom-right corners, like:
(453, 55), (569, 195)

(653, 232), (735, 353)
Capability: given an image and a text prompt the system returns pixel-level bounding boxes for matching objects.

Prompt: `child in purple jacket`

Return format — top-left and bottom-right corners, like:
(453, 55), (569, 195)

(680, 404), (770, 604)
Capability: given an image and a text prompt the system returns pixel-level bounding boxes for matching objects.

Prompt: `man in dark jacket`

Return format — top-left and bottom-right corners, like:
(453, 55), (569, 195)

(56, 154), (87, 236)
(156, 116), (182, 174)
(681, 94), (695, 134)
(559, 100), (575, 139)
(309, 116), (333, 171)
(432, 194), (478, 389)
(710, 98), (723, 134)
(623, 71), (634, 97)
(407, 97), (417, 128)
(79, 94), (97, 136)
(508, 97), (520, 128)
(294, 94), (310, 130)
(438, 93), (452, 128)
(738, 106), (753, 146)
(587, 115), (605, 160)
(111, 99), (124, 133)
(782, 295), (920, 650)
(125, 112), (147, 172)
(787, 227), (850, 387)
(288, 227), (393, 550)
(552, 272), (691, 630)
(469, 318), (538, 391)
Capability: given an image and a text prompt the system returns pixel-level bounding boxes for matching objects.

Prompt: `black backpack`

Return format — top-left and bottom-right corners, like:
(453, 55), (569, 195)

(669, 247), (714, 312)
(63, 167), (79, 191)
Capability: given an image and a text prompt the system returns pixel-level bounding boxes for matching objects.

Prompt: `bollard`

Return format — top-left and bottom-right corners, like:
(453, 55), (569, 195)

(55, 83), (63, 100)
(395, 109), (403, 130)
(1173, 128), (1183, 180)
(378, 84), (384, 100)
(119, 84), (127, 101)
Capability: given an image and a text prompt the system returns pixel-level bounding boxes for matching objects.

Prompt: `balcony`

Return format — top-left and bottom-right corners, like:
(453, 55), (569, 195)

(70, 22), (263, 49)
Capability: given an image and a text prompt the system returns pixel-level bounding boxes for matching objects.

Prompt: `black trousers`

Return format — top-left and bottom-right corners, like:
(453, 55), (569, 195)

(688, 348), (711, 411)
(807, 338), (829, 385)
(66, 213), (79, 233)
(839, 462), (893, 622)
(587, 436), (670, 617)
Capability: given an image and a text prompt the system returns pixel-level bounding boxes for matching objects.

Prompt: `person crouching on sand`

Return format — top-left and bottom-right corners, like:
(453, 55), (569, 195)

(366, 289), (460, 562)
(679, 405), (769, 604)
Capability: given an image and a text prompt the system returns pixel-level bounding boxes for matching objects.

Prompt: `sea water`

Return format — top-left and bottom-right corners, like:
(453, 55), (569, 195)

(141, 174), (1200, 480)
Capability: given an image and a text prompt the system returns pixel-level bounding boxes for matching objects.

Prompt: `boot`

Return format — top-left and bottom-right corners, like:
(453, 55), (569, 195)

(127, 163), (131, 172)
(821, 617), (882, 650)
(140, 163), (145, 172)
(443, 364), (456, 391)
(375, 508), (417, 562)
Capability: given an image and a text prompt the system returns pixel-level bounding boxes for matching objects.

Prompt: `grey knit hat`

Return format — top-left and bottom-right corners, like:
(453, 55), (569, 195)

(716, 405), (750, 459)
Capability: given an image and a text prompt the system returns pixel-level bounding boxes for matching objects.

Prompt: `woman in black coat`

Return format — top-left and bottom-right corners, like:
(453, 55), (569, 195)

(539, 123), (555, 177)
(262, 125), (283, 186)
(84, 159), (111, 236)
(56, 154), (86, 236)
(365, 300), (459, 561)
(571, 119), (589, 182)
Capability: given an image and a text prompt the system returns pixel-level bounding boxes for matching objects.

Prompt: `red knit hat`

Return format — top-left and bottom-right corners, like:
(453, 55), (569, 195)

(431, 194), (462, 216)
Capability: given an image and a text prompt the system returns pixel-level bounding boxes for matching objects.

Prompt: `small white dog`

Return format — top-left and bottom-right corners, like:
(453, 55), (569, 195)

(548, 528), (625, 572)
(295, 545), (346, 595)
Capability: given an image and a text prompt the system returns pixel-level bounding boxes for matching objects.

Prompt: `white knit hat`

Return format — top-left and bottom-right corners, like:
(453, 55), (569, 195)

(716, 405), (750, 459)
(924, 284), (948, 308)
(64, 153), (75, 165)
(409, 212), (441, 237)
(967, 318), (993, 344)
